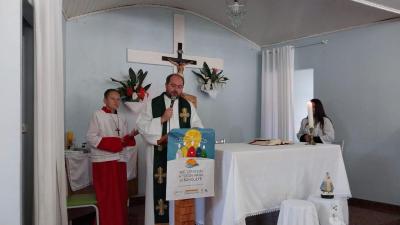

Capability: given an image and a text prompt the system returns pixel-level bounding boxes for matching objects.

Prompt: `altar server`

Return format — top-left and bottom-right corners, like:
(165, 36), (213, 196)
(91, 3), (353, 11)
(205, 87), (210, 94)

(87, 89), (136, 225)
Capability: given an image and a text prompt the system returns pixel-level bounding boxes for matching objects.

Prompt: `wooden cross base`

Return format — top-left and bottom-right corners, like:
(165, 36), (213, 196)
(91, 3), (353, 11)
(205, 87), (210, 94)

(175, 199), (195, 225)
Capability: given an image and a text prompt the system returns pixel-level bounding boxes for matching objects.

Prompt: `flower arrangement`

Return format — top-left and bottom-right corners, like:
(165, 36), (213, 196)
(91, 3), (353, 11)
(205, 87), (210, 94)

(111, 68), (151, 102)
(192, 62), (228, 98)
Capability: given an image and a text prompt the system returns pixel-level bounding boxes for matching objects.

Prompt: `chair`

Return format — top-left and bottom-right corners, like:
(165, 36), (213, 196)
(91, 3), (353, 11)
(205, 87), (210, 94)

(67, 193), (99, 225)
(277, 199), (319, 225)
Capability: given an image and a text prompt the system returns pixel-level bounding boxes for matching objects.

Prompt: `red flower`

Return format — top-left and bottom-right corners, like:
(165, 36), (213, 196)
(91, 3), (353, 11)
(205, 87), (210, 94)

(126, 87), (133, 97)
(137, 87), (146, 100)
(212, 68), (219, 74)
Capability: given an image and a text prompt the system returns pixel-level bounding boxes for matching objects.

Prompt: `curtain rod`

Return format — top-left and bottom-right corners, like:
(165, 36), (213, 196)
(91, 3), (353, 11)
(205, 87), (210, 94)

(268, 40), (328, 53)
(294, 40), (328, 49)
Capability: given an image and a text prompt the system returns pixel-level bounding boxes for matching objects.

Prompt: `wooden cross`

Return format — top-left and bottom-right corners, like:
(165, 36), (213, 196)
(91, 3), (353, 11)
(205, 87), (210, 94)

(156, 199), (168, 216)
(127, 14), (224, 74)
(179, 108), (190, 123)
(154, 166), (166, 184)
(162, 42), (196, 75)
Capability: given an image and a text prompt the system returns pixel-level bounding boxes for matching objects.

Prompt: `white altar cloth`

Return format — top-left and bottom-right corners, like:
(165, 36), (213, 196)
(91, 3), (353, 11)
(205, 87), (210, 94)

(204, 143), (351, 225)
(65, 147), (138, 191)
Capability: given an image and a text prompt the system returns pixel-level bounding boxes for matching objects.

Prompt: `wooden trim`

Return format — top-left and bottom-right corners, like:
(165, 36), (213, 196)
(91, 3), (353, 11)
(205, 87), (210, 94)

(129, 196), (145, 205)
(349, 198), (400, 214)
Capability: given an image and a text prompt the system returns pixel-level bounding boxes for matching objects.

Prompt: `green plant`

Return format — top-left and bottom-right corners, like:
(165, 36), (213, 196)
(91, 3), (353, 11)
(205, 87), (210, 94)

(111, 68), (151, 102)
(192, 62), (229, 90)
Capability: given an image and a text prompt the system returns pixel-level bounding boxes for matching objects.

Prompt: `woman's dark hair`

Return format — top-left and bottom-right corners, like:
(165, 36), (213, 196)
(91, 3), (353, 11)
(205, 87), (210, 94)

(311, 98), (328, 130)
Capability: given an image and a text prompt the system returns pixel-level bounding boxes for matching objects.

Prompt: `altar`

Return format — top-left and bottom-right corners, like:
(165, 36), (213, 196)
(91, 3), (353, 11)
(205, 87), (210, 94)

(204, 143), (351, 225)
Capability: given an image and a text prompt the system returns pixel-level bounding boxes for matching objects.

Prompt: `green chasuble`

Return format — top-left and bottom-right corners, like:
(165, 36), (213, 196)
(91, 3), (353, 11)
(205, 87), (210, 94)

(151, 92), (191, 224)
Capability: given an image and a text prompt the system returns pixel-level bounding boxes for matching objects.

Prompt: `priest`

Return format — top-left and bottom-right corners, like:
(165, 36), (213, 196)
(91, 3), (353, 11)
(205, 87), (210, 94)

(137, 73), (204, 225)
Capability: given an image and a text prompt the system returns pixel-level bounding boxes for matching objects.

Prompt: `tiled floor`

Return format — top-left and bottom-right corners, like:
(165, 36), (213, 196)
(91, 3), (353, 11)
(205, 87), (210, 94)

(70, 197), (400, 225)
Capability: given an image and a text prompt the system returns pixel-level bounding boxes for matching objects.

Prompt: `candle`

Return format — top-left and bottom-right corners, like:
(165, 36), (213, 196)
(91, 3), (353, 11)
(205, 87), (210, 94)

(307, 101), (314, 128)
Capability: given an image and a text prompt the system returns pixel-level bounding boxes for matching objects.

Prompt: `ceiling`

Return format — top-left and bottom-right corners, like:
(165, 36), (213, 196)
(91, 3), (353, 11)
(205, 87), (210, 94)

(62, 0), (399, 46)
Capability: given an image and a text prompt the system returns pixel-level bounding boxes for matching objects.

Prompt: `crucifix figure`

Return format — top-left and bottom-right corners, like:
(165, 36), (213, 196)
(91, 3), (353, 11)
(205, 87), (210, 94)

(154, 166), (166, 184)
(162, 42), (196, 76)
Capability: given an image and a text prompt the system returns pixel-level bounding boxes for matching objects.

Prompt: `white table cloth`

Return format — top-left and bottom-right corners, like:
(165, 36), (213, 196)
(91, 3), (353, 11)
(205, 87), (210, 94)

(277, 199), (319, 225)
(204, 143), (351, 225)
(308, 195), (348, 225)
(65, 147), (138, 191)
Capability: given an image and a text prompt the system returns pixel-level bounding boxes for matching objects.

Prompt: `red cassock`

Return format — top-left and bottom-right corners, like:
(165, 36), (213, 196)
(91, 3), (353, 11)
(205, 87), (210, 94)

(87, 107), (136, 225)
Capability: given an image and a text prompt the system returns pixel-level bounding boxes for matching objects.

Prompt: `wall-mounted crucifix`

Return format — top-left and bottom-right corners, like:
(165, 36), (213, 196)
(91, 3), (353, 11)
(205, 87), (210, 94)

(162, 42), (196, 76)
(127, 14), (224, 76)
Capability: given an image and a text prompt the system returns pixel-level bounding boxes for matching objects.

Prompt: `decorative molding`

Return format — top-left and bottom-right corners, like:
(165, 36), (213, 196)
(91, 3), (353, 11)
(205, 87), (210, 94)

(351, 0), (400, 15)
(65, 4), (261, 50)
(262, 16), (400, 48)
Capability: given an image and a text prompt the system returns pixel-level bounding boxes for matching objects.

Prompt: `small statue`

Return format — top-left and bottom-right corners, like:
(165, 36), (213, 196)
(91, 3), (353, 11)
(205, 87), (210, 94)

(320, 172), (334, 199)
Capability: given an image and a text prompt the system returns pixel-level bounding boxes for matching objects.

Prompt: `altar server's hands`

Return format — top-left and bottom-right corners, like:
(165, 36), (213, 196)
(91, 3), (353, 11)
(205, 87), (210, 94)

(129, 129), (139, 136)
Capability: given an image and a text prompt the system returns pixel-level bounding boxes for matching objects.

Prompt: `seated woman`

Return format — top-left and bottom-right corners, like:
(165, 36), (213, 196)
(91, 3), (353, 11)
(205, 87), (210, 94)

(297, 98), (334, 143)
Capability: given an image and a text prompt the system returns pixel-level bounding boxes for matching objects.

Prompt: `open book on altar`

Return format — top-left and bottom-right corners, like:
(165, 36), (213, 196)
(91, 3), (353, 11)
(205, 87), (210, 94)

(249, 138), (293, 146)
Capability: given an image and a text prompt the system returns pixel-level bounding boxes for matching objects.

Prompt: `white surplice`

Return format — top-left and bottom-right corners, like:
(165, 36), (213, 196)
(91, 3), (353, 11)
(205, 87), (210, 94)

(136, 95), (203, 225)
(297, 117), (335, 143)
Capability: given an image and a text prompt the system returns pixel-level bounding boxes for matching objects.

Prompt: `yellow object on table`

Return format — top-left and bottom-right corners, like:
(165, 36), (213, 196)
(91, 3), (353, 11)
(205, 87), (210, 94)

(66, 130), (75, 149)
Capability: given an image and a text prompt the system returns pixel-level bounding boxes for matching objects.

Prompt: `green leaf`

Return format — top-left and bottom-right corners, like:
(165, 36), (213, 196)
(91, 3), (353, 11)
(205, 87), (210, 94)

(137, 71), (148, 88)
(210, 73), (218, 83)
(111, 78), (127, 88)
(143, 83), (151, 91)
(203, 62), (212, 76)
(192, 71), (207, 82)
(128, 68), (137, 84)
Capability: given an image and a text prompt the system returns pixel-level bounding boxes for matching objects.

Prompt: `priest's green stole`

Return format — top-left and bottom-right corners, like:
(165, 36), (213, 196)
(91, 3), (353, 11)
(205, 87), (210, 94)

(151, 93), (191, 224)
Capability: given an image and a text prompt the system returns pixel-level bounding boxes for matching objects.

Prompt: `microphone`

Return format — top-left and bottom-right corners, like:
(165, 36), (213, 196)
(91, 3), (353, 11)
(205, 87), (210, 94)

(168, 96), (177, 132)
(170, 96), (177, 108)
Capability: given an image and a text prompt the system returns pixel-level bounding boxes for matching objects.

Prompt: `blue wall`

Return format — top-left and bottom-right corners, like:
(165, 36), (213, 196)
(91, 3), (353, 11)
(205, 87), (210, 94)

(65, 6), (260, 195)
(0, 1), (22, 224)
(265, 20), (400, 205)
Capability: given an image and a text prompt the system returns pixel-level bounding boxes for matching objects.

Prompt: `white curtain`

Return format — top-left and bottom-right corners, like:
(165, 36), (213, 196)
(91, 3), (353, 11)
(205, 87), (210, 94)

(261, 46), (295, 141)
(33, 0), (67, 225)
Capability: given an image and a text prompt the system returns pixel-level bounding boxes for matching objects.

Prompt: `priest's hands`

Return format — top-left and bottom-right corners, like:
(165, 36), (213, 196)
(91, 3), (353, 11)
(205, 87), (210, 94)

(161, 108), (173, 124)
(157, 135), (168, 145)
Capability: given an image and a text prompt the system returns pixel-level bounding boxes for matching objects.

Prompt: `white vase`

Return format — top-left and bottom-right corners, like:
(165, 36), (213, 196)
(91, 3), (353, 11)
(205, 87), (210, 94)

(207, 89), (219, 99)
(201, 85), (219, 99)
(124, 96), (148, 114)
